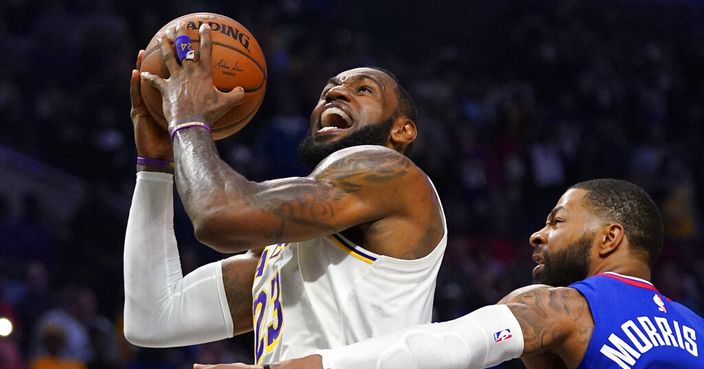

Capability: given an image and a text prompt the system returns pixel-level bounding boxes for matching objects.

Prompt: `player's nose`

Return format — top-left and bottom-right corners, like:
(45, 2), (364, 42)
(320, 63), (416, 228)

(529, 229), (546, 249)
(324, 85), (351, 103)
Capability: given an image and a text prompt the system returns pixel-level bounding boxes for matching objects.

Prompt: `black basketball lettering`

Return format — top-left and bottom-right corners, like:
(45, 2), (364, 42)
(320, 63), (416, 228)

(240, 34), (251, 51)
(208, 22), (221, 32)
(140, 13), (266, 139)
(221, 25), (239, 41)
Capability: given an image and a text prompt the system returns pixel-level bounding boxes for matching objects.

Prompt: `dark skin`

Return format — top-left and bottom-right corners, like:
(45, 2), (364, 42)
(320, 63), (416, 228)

(508, 188), (649, 369)
(193, 189), (652, 369)
(134, 22), (444, 335)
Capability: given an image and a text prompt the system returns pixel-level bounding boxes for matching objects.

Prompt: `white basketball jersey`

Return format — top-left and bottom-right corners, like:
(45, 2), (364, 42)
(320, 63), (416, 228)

(251, 184), (447, 364)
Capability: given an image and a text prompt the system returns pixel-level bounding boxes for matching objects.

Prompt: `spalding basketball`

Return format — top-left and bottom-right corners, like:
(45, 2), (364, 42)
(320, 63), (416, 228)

(140, 12), (267, 140)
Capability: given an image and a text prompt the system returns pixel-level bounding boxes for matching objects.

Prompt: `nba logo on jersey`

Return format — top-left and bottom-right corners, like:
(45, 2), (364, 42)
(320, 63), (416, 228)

(494, 329), (513, 342)
(653, 294), (667, 313)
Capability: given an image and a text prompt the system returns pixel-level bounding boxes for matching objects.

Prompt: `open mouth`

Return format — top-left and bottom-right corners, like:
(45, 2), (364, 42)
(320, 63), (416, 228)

(532, 253), (545, 265)
(318, 107), (352, 133)
(532, 253), (545, 277)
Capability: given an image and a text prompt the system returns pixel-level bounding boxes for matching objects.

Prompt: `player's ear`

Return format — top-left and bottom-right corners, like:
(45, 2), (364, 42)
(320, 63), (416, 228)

(598, 223), (625, 257)
(390, 117), (416, 148)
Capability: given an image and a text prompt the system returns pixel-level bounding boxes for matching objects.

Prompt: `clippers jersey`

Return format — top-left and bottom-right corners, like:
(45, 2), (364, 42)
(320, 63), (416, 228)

(571, 272), (704, 369)
(250, 187), (447, 364)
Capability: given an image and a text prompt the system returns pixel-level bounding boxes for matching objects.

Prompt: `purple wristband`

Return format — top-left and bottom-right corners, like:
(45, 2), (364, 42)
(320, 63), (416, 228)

(169, 121), (212, 141)
(136, 156), (173, 168)
(174, 34), (193, 62)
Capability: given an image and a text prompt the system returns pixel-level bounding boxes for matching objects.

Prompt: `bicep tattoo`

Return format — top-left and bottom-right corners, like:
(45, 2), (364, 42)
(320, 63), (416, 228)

(509, 288), (591, 355)
(316, 149), (412, 193)
(259, 150), (413, 231)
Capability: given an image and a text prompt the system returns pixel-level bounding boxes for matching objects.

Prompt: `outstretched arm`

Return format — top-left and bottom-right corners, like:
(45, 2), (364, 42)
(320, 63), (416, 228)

(314, 286), (586, 369)
(189, 305), (523, 369)
(190, 286), (588, 369)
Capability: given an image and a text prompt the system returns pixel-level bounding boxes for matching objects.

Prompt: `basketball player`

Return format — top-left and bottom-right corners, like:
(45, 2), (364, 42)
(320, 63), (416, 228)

(193, 179), (704, 369)
(123, 22), (447, 365)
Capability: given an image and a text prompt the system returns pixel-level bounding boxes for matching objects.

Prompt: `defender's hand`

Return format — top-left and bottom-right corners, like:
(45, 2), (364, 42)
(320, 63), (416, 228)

(130, 49), (172, 160)
(140, 21), (246, 129)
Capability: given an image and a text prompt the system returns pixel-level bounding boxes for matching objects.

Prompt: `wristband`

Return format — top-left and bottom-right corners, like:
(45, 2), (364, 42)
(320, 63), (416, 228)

(136, 156), (173, 169)
(169, 121), (211, 141)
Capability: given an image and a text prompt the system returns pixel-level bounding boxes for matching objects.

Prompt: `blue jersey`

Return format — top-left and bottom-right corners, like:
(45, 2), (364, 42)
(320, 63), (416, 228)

(571, 272), (704, 369)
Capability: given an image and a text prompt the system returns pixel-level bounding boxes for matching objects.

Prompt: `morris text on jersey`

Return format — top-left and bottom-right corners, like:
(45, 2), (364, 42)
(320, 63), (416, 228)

(600, 315), (698, 369)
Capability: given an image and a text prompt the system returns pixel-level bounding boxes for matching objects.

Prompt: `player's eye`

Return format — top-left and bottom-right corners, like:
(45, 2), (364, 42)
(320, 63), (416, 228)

(357, 86), (373, 93)
(546, 217), (564, 226)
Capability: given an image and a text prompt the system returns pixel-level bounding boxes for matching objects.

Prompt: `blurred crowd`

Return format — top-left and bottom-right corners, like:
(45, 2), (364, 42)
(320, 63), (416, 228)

(0, 0), (703, 368)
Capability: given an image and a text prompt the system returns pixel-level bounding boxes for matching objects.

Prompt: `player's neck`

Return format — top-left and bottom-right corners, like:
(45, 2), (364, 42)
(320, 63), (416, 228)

(591, 263), (651, 282)
(605, 269), (650, 281)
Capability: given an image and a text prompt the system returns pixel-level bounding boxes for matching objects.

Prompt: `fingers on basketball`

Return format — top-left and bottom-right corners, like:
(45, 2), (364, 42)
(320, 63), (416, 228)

(225, 86), (246, 107)
(198, 23), (213, 67)
(139, 12), (268, 139)
(158, 34), (179, 73)
(140, 71), (164, 91)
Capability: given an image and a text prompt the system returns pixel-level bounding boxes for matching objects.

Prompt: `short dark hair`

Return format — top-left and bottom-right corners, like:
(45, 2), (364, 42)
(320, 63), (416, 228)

(367, 66), (417, 154)
(368, 66), (418, 122)
(570, 179), (664, 267)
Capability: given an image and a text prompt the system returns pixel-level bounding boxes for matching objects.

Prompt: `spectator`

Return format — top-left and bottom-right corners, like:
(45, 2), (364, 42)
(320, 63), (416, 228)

(16, 261), (52, 354)
(29, 325), (87, 369)
(32, 286), (97, 362)
(0, 2), (702, 368)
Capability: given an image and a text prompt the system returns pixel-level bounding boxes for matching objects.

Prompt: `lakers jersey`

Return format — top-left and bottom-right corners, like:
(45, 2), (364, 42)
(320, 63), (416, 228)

(250, 199), (447, 364)
(571, 272), (704, 368)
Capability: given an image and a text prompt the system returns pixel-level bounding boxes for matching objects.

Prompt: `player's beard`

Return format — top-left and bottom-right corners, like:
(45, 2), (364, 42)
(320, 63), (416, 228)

(297, 117), (394, 169)
(534, 233), (593, 287)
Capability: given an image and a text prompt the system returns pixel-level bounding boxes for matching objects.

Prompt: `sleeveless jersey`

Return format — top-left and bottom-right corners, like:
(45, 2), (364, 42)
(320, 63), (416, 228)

(571, 272), (704, 369)
(250, 183), (447, 364)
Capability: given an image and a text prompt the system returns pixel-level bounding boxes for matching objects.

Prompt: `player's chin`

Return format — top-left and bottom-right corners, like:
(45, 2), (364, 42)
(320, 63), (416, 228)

(532, 264), (545, 283)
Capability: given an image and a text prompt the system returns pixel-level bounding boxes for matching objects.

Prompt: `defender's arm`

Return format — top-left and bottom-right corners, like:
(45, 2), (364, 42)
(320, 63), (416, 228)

(505, 286), (592, 367)
(186, 286), (590, 368)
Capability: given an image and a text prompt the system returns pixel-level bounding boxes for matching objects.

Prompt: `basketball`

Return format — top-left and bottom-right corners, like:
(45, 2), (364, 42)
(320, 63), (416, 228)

(140, 12), (267, 140)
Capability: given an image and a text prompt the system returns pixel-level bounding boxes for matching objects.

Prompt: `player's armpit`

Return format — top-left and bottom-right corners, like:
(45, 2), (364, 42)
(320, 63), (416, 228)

(222, 250), (261, 334)
(505, 286), (593, 361)
(191, 146), (434, 254)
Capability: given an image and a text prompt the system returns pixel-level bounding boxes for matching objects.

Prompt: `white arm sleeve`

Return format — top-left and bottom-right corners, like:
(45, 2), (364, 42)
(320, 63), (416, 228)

(317, 304), (524, 369)
(123, 171), (234, 347)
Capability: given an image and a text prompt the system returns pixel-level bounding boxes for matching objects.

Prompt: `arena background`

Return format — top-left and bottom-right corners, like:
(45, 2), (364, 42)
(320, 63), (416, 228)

(0, 0), (702, 368)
